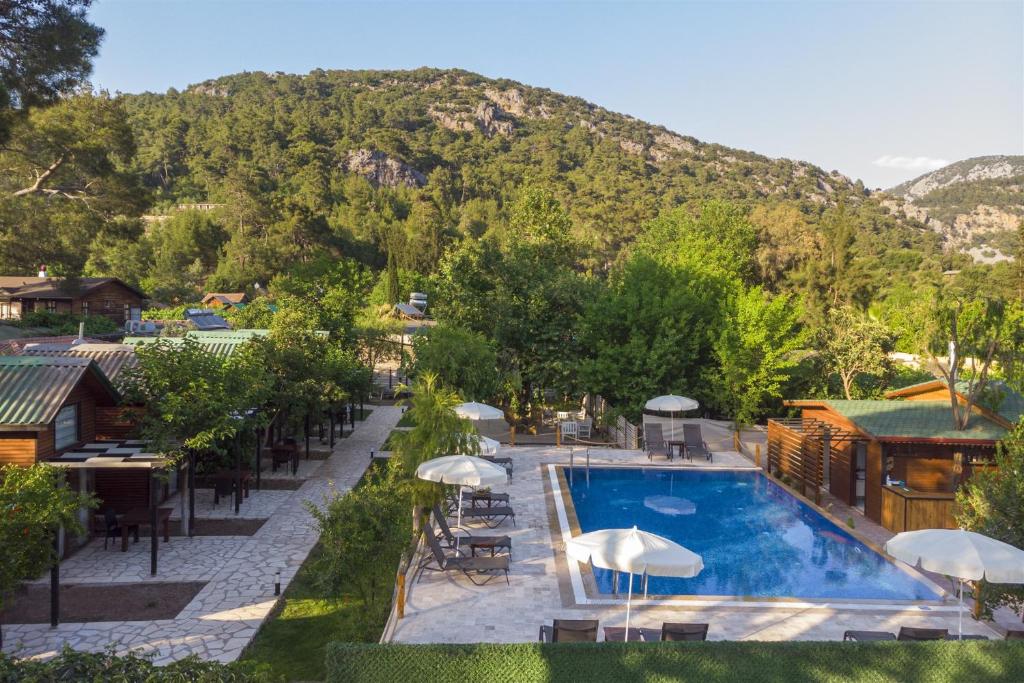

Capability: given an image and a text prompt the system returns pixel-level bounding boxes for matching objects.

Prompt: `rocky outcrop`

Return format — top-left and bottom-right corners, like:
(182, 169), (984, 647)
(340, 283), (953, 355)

(890, 155), (1024, 200)
(343, 149), (426, 188)
(430, 102), (515, 137)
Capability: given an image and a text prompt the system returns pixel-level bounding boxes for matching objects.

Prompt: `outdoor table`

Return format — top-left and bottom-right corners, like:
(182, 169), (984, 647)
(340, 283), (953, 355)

(212, 468), (252, 504)
(119, 507), (173, 551)
(466, 538), (504, 557)
(468, 491), (510, 508)
(667, 440), (685, 460)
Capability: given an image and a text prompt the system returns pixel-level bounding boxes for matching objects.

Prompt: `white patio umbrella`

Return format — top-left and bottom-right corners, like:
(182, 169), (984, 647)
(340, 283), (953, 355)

(566, 526), (703, 641)
(885, 528), (1024, 639)
(416, 455), (508, 526)
(645, 395), (698, 442)
(449, 434), (500, 455)
(454, 401), (504, 421)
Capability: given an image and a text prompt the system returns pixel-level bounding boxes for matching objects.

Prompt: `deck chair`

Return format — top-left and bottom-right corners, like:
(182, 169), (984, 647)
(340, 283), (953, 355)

(538, 619), (599, 642)
(644, 423), (672, 461)
(897, 627), (947, 641)
(658, 622), (710, 641)
(432, 505), (511, 557)
(683, 424), (712, 462)
(481, 455), (513, 478)
(1005, 630), (1024, 640)
(418, 525), (509, 585)
(459, 504), (516, 528)
(843, 630), (895, 641)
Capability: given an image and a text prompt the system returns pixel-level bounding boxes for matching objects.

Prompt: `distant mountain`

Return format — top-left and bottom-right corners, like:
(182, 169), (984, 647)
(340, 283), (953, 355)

(884, 156), (1023, 263)
(889, 155), (1024, 200)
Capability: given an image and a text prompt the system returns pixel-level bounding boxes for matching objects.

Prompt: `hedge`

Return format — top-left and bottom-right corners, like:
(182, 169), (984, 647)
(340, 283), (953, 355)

(0, 647), (278, 682)
(326, 641), (1024, 683)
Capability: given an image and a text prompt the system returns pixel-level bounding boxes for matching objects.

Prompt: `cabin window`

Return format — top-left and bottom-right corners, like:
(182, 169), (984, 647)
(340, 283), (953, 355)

(54, 404), (79, 450)
(104, 299), (114, 310)
(45, 300), (57, 312)
(81, 301), (89, 315)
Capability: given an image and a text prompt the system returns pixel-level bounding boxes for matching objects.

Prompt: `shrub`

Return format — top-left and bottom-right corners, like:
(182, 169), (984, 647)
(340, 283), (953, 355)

(325, 641), (1024, 683)
(18, 311), (118, 335)
(0, 646), (278, 682)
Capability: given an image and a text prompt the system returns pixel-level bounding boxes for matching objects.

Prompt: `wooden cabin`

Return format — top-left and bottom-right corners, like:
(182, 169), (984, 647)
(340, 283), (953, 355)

(768, 385), (1012, 533)
(18, 342), (141, 440)
(0, 276), (147, 324)
(0, 355), (173, 523)
(201, 292), (248, 310)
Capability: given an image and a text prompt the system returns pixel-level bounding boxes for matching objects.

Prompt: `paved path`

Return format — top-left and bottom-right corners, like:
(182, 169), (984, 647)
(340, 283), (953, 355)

(392, 444), (1001, 644)
(2, 405), (401, 664)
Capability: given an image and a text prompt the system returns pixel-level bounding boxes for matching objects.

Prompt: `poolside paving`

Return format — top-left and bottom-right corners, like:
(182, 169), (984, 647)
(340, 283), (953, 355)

(1, 405), (401, 664)
(392, 440), (1003, 644)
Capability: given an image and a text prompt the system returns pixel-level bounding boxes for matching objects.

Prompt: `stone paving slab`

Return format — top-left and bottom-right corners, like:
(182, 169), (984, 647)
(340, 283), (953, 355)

(391, 442), (1002, 644)
(2, 405), (401, 664)
(165, 488), (294, 520)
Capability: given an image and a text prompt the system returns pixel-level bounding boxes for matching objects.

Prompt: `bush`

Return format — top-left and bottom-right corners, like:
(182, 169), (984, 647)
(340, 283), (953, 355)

(0, 646), (278, 682)
(325, 641), (1024, 683)
(18, 311), (119, 335)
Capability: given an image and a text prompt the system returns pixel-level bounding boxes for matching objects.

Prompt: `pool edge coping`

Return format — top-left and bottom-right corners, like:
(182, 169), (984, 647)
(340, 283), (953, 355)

(547, 463), (960, 613)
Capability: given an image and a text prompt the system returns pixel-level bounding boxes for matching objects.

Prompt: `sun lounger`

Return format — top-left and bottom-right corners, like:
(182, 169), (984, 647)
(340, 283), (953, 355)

(655, 622), (709, 641)
(644, 423), (672, 461)
(459, 504), (515, 528)
(602, 627), (644, 642)
(897, 627), (947, 641)
(432, 504), (511, 557)
(946, 634), (990, 640)
(538, 619), (599, 642)
(418, 524), (509, 586)
(1006, 630), (1024, 640)
(482, 455), (513, 478)
(843, 630), (896, 641)
(683, 424), (712, 461)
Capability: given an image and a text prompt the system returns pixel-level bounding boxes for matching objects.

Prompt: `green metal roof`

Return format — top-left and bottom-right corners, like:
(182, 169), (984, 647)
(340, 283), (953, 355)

(825, 399), (1007, 442)
(123, 332), (266, 359)
(0, 356), (119, 428)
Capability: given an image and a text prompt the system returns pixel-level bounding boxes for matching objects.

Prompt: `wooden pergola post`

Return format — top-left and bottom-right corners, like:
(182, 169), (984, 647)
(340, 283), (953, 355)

(187, 452), (196, 538)
(149, 472), (158, 576)
(304, 414), (311, 460)
(234, 436), (242, 516)
(50, 529), (60, 627)
(255, 427), (262, 491)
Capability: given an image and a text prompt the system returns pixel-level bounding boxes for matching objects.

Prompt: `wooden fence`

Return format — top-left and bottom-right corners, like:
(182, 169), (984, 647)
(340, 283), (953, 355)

(583, 394), (639, 449)
(767, 419), (824, 504)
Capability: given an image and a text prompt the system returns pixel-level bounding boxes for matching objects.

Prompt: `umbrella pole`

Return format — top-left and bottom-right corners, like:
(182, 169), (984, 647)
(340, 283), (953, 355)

(625, 571), (633, 642)
(959, 579), (963, 640)
(457, 486), (463, 528)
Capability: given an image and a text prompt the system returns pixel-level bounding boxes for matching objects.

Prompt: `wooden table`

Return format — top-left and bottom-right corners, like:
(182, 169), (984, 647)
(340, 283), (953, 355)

(667, 440), (686, 460)
(119, 507), (173, 551)
(211, 469), (252, 504)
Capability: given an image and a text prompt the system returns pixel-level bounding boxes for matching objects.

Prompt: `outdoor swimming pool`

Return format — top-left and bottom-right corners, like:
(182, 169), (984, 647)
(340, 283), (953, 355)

(565, 467), (943, 602)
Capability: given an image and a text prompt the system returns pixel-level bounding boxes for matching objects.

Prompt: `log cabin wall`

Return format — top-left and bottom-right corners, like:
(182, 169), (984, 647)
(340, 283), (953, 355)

(73, 281), (145, 324)
(37, 383), (98, 460)
(95, 406), (143, 440)
(0, 431), (40, 466)
(864, 441), (884, 523)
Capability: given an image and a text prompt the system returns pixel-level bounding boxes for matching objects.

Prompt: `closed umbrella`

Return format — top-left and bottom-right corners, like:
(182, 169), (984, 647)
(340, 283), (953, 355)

(566, 526), (703, 641)
(645, 395), (698, 442)
(416, 455), (508, 526)
(454, 402), (504, 421)
(885, 528), (1024, 639)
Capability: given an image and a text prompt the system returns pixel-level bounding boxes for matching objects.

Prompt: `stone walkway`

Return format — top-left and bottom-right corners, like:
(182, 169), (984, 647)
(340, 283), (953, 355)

(2, 405), (401, 664)
(391, 443), (1003, 644)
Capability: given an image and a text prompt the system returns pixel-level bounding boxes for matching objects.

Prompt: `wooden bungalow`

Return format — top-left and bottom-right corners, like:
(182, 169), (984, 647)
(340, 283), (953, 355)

(18, 342), (141, 440)
(200, 292), (248, 310)
(0, 275), (147, 324)
(0, 356), (182, 541)
(768, 385), (1013, 534)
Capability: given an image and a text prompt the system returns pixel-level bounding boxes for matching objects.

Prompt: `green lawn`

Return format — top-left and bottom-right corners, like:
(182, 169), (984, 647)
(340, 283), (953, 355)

(396, 411), (414, 428)
(242, 466), (398, 681)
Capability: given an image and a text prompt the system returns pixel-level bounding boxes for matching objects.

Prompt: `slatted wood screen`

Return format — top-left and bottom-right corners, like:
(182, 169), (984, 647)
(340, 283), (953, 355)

(767, 419), (824, 504)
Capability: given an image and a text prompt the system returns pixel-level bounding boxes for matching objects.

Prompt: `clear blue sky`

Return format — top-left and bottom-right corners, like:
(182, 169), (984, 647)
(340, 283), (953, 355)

(88, 0), (1022, 188)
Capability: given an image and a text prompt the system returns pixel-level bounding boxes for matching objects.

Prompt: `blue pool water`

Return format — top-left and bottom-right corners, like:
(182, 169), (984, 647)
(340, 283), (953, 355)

(566, 467), (942, 601)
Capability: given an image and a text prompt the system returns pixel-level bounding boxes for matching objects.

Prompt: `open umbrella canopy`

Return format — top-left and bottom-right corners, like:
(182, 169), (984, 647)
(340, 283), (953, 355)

(476, 435), (500, 455)
(415, 455), (508, 489)
(566, 526), (703, 577)
(644, 395), (699, 413)
(454, 401), (504, 421)
(884, 529), (1024, 583)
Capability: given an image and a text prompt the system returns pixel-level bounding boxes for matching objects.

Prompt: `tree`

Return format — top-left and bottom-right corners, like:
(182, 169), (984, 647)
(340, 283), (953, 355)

(822, 305), (896, 400)
(0, 0), (104, 142)
(0, 463), (95, 648)
(956, 425), (1024, 618)
(713, 287), (807, 425)
(305, 470), (411, 623)
(390, 373), (478, 530)
(408, 324), (500, 402)
(924, 296), (1021, 430)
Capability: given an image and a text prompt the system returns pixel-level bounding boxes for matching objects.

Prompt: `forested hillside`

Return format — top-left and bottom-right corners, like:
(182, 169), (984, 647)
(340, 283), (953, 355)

(884, 156), (1024, 263)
